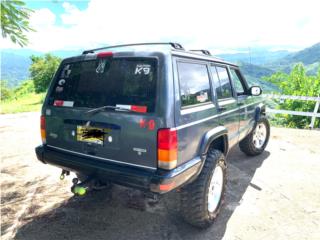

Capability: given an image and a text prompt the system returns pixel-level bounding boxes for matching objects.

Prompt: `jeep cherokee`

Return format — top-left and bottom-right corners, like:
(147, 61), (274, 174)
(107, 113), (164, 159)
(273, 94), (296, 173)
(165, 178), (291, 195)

(35, 42), (270, 228)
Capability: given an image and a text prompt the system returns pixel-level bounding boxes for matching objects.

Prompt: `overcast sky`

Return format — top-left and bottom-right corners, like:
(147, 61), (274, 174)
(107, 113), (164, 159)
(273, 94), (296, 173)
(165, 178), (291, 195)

(1, 0), (320, 53)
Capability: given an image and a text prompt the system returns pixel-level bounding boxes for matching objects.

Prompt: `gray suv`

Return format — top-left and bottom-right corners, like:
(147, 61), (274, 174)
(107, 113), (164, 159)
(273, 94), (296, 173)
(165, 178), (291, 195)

(35, 42), (270, 228)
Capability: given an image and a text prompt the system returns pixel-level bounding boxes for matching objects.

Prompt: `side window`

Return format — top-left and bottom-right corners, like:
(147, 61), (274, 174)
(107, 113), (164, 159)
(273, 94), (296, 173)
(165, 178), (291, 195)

(210, 66), (222, 98)
(177, 62), (212, 107)
(230, 68), (245, 95)
(214, 66), (233, 99)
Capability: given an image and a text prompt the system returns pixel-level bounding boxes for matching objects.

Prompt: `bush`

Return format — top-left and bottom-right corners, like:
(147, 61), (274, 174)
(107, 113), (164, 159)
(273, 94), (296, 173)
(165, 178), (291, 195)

(13, 80), (35, 97)
(264, 64), (320, 128)
(0, 80), (13, 101)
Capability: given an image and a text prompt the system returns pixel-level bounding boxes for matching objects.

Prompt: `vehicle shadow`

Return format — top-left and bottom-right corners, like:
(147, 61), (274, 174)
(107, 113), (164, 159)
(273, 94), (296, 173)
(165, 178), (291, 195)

(14, 146), (270, 240)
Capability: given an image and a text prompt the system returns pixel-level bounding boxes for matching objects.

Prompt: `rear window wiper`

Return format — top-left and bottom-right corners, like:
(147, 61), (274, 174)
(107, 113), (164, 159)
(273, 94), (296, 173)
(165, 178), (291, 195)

(86, 105), (133, 114)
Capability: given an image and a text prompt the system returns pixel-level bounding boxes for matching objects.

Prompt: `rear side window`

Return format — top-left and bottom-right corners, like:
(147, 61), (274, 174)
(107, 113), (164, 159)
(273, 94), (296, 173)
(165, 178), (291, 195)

(49, 58), (157, 112)
(214, 66), (233, 99)
(177, 62), (211, 107)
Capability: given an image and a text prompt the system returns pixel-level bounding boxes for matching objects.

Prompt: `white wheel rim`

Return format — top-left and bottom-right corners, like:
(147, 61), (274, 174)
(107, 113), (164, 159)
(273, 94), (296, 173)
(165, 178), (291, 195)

(252, 123), (267, 149)
(208, 165), (224, 213)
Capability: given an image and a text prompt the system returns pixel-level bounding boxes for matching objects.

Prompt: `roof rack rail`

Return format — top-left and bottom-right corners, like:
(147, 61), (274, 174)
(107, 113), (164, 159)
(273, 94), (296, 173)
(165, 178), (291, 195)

(190, 49), (211, 56)
(82, 42), (184, 54)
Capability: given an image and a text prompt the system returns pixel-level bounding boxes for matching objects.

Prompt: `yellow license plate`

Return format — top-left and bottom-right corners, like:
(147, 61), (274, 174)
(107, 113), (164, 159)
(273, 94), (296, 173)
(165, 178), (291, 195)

(76, 126), (110, 145)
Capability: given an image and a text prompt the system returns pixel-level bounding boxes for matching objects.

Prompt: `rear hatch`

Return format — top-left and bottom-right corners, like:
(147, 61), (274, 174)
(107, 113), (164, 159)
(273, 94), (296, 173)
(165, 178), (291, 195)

(44, 54), (159, 170)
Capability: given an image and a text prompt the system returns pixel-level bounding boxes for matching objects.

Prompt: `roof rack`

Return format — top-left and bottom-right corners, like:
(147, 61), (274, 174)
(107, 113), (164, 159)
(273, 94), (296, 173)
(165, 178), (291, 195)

(82, 42), (184, 54)
(190, 49), (211, 56)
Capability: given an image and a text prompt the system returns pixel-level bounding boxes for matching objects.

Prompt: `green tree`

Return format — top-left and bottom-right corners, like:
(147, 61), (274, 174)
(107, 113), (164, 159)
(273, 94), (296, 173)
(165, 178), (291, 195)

(264, 64), (320, 128)
(0, 80), (13, 101)
(30, 54), (61, 93)
(1, 0), (34, 47)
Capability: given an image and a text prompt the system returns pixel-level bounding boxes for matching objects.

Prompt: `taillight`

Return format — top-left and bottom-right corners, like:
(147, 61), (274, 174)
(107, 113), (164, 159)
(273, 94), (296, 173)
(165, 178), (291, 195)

(157, 128), (178, 170)
(40, 115), (46, 143)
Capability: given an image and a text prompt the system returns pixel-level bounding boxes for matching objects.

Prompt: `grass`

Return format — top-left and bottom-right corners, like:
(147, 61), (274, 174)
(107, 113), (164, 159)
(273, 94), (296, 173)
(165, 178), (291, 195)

(0, 93), (45, 114)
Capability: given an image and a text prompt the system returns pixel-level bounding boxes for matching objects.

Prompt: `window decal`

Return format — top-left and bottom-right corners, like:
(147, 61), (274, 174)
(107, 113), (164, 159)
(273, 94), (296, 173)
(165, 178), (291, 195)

(135, 64), (151, 75)
(58, 79), (66, 86)
(60, 64), (71, 78)
(96, 59), (106, 74)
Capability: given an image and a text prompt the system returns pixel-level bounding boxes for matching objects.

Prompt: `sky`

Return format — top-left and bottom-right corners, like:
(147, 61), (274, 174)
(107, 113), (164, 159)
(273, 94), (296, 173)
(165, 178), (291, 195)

(1, 0), (320, 53)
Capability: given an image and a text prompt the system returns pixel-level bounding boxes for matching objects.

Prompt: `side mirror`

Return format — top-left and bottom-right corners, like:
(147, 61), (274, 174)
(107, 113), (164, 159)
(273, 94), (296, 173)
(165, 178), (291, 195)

(249, 86), (262, 96)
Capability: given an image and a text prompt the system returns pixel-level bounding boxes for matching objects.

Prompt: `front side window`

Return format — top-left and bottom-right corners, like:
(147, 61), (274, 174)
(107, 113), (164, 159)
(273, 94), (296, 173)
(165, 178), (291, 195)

(213, 66), (233, 99)
(230, 68), (245, 94)
(177, 62), (212, 107)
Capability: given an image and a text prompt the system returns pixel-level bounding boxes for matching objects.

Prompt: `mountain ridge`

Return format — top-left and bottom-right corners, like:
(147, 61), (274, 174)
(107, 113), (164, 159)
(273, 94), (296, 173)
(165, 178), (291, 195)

(1, 42), (319, 91)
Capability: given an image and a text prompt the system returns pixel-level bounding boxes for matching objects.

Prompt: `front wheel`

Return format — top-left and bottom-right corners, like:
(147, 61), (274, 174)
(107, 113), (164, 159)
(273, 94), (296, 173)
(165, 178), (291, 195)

(180, 149), (227, 228)
(239, 116), (270, 156)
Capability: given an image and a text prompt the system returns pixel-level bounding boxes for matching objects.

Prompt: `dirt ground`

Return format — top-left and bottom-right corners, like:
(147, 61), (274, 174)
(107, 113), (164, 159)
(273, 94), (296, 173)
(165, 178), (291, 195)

(1, 112), (320, 240)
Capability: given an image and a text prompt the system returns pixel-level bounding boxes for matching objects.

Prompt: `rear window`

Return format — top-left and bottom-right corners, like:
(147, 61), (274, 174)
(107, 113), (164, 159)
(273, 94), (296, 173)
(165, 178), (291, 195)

(49, 58), (157, 112)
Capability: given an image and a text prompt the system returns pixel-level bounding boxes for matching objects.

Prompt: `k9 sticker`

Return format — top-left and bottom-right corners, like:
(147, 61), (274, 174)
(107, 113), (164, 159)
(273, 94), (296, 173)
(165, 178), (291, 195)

(135, 64), (151, 75)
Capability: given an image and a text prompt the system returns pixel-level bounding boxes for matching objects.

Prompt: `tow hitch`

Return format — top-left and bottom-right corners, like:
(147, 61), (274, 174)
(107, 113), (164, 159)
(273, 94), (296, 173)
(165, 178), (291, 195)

(71, 176), (93, 196)
(70, 176), (111, 196)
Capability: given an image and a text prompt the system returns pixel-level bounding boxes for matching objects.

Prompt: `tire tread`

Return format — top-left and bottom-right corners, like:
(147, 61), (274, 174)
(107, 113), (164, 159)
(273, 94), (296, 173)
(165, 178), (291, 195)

(180, 149), (226, 228)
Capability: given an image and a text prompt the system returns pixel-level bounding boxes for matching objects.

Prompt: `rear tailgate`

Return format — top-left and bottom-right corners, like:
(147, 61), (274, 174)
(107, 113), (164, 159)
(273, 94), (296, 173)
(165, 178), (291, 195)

(44, 56), (159, 169)
(45, 109), (159, 169)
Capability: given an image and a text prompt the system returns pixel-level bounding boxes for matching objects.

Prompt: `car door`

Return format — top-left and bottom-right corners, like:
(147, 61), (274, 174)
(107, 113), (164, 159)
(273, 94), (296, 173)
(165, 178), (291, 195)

(228, 67), (256, 141)
(209, 65), (240, 148)
(173, 58), (219, 165)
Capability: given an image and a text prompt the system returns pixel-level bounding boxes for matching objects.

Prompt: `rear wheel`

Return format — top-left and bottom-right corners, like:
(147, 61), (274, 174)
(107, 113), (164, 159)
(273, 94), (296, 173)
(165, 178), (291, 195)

(180, 149), (227, 228)
(239, 116), (270, 156)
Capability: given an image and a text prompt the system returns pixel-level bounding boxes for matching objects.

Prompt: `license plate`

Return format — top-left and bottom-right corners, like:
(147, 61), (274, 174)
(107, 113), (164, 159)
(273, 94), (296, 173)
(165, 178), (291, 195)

(76, 126), (110, 145)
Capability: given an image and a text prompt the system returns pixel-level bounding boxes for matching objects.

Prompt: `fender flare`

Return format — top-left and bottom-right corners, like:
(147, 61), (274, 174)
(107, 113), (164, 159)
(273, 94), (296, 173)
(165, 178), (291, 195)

(199, 126), (229, 157)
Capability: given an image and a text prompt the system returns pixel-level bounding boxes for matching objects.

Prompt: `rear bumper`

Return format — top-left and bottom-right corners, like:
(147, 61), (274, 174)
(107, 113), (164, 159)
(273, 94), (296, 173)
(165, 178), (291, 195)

(35, 145), (203, 194)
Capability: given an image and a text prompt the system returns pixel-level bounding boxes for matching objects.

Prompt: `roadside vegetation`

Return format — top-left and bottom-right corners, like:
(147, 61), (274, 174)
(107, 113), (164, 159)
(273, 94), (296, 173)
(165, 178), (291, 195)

(264, 64), (320, 128)
(1, 54), (61, 114)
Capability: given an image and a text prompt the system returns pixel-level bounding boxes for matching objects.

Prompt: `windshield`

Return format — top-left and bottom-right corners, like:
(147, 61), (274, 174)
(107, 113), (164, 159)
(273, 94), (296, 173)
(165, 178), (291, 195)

(48, 57), (157, 112)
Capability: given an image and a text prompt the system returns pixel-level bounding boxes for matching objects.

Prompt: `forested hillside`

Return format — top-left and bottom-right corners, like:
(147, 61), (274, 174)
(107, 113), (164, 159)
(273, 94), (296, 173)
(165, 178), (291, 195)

(1, 52), (31, 87)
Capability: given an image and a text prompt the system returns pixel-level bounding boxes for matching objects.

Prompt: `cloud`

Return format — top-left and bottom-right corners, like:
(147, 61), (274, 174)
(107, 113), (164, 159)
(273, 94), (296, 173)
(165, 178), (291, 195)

(1, 0), (320, 52)
(30, 8), (56, 28)
(61, 2), (84, 25)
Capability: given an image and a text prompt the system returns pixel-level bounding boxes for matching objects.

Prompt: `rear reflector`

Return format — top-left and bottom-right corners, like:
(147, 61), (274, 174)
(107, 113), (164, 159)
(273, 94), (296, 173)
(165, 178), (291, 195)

(40, 115), (46, 143)
(157, 129), (178, 170)
(97, 51), (113, 58)
(159, 182), (175, 191)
